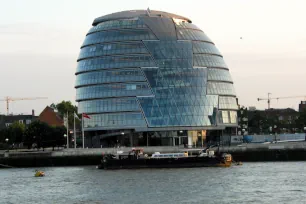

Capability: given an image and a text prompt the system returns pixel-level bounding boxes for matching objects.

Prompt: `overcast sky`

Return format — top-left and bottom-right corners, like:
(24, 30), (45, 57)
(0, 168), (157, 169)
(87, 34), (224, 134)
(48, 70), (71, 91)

(0, 0), (305, 115)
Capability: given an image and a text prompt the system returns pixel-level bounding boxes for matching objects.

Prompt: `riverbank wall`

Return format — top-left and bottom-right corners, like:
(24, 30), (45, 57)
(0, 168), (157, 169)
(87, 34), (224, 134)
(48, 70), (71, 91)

(1, 142), (306, 167)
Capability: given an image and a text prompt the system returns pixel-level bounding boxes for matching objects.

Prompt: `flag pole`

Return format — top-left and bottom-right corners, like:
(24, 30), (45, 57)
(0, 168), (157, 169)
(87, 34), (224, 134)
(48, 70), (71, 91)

(74, 112), (76, 149)
(82, 113), (85, 148)
(66, 111), (69, 148)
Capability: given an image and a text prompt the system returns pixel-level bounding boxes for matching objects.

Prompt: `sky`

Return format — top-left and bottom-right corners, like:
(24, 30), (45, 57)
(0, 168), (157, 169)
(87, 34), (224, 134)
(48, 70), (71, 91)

(0, 0), (305, 115)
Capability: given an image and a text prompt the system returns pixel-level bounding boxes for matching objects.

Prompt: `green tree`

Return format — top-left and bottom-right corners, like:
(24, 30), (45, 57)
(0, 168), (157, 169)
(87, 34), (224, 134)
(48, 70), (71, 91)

(23, 121), (50, 150)
(50, 101), (80, 127)
(296, 110), (306, 132)
(0, 122), (25, 146)
(10, 122), (25, 144)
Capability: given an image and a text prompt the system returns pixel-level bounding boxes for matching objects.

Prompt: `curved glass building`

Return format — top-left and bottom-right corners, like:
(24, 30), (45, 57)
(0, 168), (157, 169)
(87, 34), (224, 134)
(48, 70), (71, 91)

(76, 10), (238, 147)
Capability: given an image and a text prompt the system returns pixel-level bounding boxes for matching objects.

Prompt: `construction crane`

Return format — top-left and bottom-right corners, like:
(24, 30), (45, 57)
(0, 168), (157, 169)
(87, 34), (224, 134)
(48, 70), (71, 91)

(257, 93), (306, 109)
(0, 97), (48, 115)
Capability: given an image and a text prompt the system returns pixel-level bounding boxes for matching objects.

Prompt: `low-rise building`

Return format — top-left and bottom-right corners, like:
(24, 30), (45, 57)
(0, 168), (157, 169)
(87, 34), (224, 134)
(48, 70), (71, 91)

(39, 106), (64, 127)
(0, 110), (37, 129)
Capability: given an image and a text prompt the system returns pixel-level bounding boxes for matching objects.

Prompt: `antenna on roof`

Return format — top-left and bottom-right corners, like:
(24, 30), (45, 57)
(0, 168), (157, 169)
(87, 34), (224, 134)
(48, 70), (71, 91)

(146, 7), (151, 16)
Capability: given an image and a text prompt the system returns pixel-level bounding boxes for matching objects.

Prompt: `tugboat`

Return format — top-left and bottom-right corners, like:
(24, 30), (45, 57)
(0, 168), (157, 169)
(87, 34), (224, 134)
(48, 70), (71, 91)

(97, 148), (232, 170)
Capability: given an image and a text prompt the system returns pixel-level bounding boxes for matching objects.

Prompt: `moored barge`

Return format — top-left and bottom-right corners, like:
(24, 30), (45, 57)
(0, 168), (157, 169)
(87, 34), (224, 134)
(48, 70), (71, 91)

(97, 148), (232, 170)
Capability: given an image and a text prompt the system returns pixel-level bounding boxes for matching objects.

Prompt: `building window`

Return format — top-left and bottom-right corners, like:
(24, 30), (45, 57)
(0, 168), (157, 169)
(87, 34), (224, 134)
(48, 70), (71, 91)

(19, 120), (23, 124)
(5, 123), (12, 127)
(26, 119), (32, 125)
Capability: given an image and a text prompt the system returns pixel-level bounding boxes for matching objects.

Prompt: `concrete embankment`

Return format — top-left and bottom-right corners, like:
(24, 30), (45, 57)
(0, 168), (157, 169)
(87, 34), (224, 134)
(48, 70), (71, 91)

(221, 142), (306, 161)
(1, 142), (306, 167)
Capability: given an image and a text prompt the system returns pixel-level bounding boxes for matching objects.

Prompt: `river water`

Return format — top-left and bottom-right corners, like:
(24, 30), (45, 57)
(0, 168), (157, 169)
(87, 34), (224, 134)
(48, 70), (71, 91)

(1, 162), (306, 204)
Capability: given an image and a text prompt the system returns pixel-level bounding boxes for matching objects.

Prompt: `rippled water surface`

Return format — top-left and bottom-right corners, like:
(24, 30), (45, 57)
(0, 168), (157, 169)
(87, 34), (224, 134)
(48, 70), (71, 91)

(1, 162), (306, 204)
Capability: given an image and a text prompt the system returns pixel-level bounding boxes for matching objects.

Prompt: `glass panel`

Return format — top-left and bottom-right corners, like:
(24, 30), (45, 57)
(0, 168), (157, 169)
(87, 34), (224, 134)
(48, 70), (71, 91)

(138, 95), (218, 127)
(174, 21), (201, 30)
(207, 82), (236, 96)
(76, 82), (152, 100)
(82, 29), (157, 47)
(192, 41), (221, 56)
(219, 96), (238, 110)
(144, 41), (193, 68)
(222, 111), (230, 124)
(76, 55), (156, 73)
(88, 19), (147, 34)
(208, 68), (232, 82)
(78, 42), (148, 60)
(230, 111), (237, 124)
(194, 54), (228, 68)
(78, 98), (140, 113)
(84, 112), (146, 128)
(177, 28), (212, 42)
(75, 69), (146, 87)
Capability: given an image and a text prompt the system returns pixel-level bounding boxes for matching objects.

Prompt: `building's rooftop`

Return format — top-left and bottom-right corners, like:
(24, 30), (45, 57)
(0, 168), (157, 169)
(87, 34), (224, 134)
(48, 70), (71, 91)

(93, 9), (191, 26)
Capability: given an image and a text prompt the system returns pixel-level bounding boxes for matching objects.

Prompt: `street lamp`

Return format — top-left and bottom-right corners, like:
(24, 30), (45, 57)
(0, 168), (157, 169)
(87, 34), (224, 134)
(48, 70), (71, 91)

(63, 134), (67, 148)
(274, 125), (277, 143)
(5, 138), (9, 152)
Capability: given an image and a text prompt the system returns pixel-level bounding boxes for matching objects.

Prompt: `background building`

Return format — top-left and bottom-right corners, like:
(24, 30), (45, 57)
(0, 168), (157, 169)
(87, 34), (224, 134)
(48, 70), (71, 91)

(0, 110), (37, 130)
(75, 10), (238, 147)
(39, 106), (64, 127)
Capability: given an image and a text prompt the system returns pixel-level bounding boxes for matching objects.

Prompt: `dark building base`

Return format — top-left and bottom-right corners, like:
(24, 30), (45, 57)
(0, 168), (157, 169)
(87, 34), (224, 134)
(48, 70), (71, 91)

(84, 128), (236, 148)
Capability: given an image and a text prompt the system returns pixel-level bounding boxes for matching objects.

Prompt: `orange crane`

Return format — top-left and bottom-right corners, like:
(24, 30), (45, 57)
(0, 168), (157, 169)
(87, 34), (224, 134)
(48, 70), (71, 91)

(257, 93), (306, 109)
(0, 97), (48, 115)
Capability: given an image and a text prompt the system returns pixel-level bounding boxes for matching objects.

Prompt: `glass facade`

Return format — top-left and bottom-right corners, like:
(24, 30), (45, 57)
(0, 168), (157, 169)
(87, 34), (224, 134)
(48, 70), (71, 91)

(88, 18), (147, 34)
(76, 10), (238, 136)
(75, 69), (146, 87)
(78, 42), (149, 60)
(82, 29), (157, 47)
(76, 55), (156, 73)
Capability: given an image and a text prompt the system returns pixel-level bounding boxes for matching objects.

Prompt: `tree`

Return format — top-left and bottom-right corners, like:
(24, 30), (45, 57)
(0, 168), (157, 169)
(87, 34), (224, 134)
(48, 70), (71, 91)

(23, 121), (50, 150)
(10, 122), (25, 144)
(50, 101), (80, 127)
(296, 110), (306, 132)
(0, 122), (25, 146)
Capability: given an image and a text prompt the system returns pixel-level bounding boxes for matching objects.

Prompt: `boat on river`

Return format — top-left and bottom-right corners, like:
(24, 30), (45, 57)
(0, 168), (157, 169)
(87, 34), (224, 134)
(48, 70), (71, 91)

(97, 148), (232, 170)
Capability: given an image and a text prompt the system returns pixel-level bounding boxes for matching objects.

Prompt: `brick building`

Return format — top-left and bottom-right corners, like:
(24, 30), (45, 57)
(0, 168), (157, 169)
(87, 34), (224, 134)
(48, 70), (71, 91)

(39, 106), (64, 126)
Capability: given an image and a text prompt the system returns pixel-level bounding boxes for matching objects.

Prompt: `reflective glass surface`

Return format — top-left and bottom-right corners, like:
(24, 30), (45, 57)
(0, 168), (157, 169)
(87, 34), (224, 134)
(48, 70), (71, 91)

(78, 98), (140, 113)
(194, 54), (228, 68)
(76, 55), (156, 73)
(75, 69), (146, 87)
(207, 82), (236, 96)
(192, 41), (221, 56)
(218, 96), (238, 110)
(144, 41), (193, 68)
(208, 68), (232, 82)
(84, 112), (146, 128)
(177, 29), (212, 42)
(138, 95), (218, 127)
(221, 111), (230, 124)
(76, 83), (152, 100)
(230, 111), (237, 123)
(143, 68), (207, 96)
(78, 42), (148, 60)
(82, 29), (157, 47)
(76, 14), (238, 130)
(88, 19), (147, 34)
(174, 22), (201, 30)
(218, 110), (237, 124)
